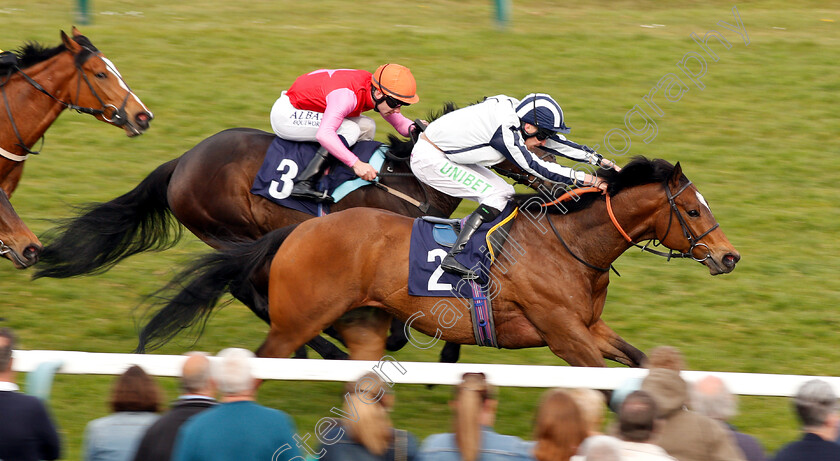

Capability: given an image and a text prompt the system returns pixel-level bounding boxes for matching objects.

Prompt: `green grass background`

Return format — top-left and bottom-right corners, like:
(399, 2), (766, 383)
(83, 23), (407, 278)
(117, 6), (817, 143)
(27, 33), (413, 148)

(1, 0), (839, 458)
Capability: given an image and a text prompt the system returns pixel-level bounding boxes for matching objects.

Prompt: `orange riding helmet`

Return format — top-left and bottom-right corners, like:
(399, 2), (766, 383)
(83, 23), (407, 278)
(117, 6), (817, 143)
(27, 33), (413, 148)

(371, 63), (420, 105)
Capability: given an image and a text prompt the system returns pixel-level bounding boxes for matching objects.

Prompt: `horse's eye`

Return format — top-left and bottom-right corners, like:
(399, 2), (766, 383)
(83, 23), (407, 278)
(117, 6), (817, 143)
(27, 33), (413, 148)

(95, 72), (107, 79)
(687, 209), (700, 218)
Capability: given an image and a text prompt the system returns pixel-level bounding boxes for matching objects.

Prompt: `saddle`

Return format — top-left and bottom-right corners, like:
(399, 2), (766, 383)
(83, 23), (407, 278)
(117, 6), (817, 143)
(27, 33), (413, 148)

(421, 216), (462, 248)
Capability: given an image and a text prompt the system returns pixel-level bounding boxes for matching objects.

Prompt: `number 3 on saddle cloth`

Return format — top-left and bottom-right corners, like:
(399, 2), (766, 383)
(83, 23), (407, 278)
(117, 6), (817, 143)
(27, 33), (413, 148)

(408, 203), (518, 347)
(250, 137), (387, 216)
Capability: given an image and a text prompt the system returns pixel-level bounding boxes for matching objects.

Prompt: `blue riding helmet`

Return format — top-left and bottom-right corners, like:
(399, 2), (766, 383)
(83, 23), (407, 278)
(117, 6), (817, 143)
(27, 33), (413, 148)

(515, 93), (571, 134)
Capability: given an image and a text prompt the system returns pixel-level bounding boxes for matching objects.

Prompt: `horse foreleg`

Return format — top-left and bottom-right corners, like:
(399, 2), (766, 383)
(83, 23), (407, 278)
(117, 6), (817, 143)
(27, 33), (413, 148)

(528, 310), (606, 366)
(439, 342), (461, 363)
(305, 336), (349, 360)
(589, 319), (646, 367)
(385, 317), (409, 351)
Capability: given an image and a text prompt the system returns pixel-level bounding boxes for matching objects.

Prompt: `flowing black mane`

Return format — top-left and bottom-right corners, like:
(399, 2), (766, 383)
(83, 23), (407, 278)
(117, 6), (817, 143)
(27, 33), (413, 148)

(12, 35), (97, 69)
(11, 42), (64, 69)
(515, 156), (681, 215)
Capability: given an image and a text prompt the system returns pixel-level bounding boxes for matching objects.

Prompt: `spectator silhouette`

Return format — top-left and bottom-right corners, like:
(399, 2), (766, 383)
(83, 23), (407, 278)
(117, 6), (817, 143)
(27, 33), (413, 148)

(531, 389), (589, 461)
(171, 348), (300, 461)
(773, 379), (840, 461)
(0, 327), (61, 461)
(569, 388), (607, 437)
(639, 346), (744, 461)
(133, 352), (217, 461)
(691, 375), (766, 461)
(319, 372), (418, 461)
(575, 435), (623, 461)
(615, 390), (676, 460)
(418, 372), (528, 461)
(83, 364), (162, 461)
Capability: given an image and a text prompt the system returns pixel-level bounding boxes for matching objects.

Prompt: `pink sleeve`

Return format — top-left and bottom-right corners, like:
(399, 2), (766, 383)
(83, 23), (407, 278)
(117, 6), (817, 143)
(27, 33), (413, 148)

(383, 112), (414, 137)
(316, 88), (360, 168)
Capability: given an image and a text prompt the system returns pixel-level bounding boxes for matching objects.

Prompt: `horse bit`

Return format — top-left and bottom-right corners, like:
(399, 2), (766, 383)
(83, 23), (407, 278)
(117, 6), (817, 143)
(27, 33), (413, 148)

(0, 44), (132, 156)
(0, 238), (26, 266)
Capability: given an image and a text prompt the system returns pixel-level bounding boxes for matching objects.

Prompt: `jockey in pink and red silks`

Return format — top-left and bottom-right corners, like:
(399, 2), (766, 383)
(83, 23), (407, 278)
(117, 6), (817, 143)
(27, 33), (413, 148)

(270, 64), (421, 202)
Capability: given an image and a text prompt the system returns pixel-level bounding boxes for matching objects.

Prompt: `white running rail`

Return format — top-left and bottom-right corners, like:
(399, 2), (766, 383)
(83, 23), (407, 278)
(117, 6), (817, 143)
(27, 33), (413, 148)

(12, 350), (839, 397)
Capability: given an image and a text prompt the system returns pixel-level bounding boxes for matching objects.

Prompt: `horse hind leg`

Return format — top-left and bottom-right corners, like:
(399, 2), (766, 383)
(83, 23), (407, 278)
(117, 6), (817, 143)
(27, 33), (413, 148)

(256, 305), (353, 359)
(589, 319), (646, 367)
(229, 265), (349, 360)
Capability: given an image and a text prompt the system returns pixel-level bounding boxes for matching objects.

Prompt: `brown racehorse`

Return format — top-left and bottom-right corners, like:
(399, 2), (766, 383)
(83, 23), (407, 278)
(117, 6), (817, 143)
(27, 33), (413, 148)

(35, 121), (462, 358)
(1, 28), (153, 196)
(0, 189), (40, 268)
(139, 157), (740, 365)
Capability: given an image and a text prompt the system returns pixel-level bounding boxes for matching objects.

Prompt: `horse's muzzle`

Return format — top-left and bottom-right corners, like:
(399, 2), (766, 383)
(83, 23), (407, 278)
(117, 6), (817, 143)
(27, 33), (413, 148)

(3, 243), (41, 269)
(706, 251), (740, 275)
(124, 111), (153, 137)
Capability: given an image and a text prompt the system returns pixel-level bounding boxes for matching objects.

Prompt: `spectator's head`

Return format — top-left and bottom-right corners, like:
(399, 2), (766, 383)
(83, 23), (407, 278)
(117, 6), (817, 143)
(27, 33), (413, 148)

(532, 389), (588, 461)
(452, 372), (497, 461)
(0, 327), (16, 375)
(344, 371), (394, 410)
(110, 365), (162, 413)
(618, 390), (658, 443)
(213, 348), (256, 397)
(581, 435), (623, 461)
(690, 375), (736, 422)
(569, 387), (607, 435)
(644, 346), (685, 371)
(180, 351), (214, 397)
(793, 379), (839, 435)
(343, 373), (394, 456)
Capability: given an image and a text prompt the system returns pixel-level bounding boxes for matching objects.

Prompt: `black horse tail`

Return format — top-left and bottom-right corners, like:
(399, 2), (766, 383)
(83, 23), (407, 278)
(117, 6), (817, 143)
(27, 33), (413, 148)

(135, 225), (298, 353)
(34, 159), (181, 279)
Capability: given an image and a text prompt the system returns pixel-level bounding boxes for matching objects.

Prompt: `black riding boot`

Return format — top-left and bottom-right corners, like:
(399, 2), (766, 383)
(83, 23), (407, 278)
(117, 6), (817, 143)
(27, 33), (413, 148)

(291, 147), (333, 202)
(440, 205), (501, 278)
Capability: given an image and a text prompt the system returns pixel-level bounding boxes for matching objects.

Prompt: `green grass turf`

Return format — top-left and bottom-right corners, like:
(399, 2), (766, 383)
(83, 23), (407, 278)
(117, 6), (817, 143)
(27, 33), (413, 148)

(1, 0), (839, 458)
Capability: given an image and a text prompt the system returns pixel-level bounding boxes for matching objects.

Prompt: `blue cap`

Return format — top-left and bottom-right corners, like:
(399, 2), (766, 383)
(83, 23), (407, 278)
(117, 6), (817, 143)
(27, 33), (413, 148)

(516, 93), (570, 134)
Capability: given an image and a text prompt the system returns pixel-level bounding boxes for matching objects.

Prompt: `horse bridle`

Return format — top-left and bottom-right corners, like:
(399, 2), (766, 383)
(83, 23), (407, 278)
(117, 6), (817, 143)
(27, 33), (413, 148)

(544, 179), (720, 273)
(648, 180), (720, 262)
(0, 45), (131, 156)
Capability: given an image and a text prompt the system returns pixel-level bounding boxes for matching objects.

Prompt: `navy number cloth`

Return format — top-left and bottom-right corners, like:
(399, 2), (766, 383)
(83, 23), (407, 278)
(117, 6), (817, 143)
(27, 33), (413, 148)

(408, 203), (517, 298)
(251, 137), (385, 216)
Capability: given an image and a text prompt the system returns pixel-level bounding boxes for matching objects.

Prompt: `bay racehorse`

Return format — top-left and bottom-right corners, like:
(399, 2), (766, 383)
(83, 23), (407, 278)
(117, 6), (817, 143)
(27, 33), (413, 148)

(138, 157), (740, 366)
(0, 189), (40, 268)
(1, 28), (152, 196)
(35, 108), (463, 358)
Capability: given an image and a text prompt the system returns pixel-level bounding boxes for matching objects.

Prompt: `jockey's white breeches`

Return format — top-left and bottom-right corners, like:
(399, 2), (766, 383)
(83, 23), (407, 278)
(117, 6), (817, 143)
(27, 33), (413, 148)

(269, 92), (376, 145)
(410, 138), (514, 211)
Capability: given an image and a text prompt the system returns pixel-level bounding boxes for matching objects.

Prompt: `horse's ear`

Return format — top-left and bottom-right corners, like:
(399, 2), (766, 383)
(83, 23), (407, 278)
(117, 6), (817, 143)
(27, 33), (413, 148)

(60, 30), (80, 52)
(72, 26), (83, 37)
(669, 161), (684, 186)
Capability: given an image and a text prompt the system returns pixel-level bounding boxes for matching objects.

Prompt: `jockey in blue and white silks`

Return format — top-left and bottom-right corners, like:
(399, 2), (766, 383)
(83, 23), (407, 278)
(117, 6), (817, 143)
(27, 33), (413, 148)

(410, 93), (620, 278)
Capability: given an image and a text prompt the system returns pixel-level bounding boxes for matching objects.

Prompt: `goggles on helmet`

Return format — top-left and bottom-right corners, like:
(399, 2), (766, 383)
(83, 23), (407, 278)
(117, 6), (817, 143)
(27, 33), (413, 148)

(384, 95), (409, 109)
(521, 125), (557, 141)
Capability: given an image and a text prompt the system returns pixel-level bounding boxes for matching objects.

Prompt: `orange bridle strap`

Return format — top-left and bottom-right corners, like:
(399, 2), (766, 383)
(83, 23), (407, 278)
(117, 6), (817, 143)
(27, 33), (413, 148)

(539, 187), (601, 207)
(605, 193), (634, 243)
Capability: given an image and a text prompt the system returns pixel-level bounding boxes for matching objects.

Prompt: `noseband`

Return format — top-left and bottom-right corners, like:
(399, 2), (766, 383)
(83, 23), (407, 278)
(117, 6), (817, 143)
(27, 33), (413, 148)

(0, 45), (131, 156)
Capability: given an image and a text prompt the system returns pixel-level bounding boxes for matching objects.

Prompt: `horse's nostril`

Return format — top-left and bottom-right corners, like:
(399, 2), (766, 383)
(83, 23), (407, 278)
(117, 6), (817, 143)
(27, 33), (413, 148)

(723, 253), (739, 268)
(135, 112), (152, 128)
(23, 244), (42, 261)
